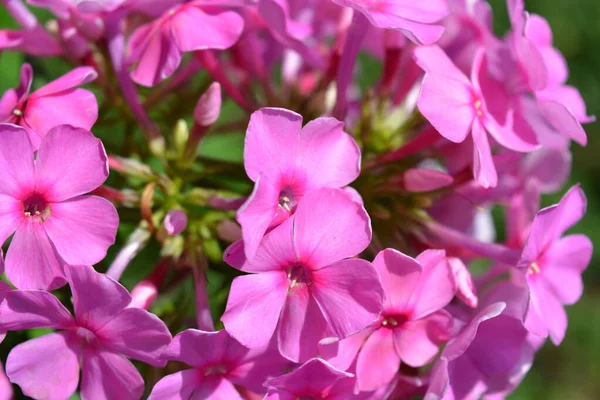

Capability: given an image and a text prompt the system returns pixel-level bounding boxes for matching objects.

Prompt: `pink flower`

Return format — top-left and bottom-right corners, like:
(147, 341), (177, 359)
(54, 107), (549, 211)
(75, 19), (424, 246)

(222, 188), (384, 362)
(238, 108), (361, 260)
(0, 361), (11, 400)
(0, 265), (172, 400)
(0, 63), (98, 150)
(414, 45), (539, 188)
(331, 0), (449, 45)
(264, 358), (358, 400)
(320, 249), (455, 391)
(0, 124), (118, 290)
(517, 185), (593, 344)
(427, 282), (539, 399)
(127, 1), (244, 86)
(163, 209), (188, 235)
(149, 329), (289, 399)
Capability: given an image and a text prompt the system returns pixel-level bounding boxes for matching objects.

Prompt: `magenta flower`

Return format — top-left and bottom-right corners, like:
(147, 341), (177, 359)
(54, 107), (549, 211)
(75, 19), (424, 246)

(0, 265), (172, 400)
(414, 45), (539, 188)
(0, 124), (118, 290)
(149, 329), (289, 399)
(238, 107), (361, 260)
(320, 249), (455, 391)
(222, 187), (384, 362)
(0, 63), (98, 150)
(517, 185), (593, 344)
(264, 358), (358, 400)
(427, 283), (538, 400)
(331, 0), (449, 45)
(127, 1), (244, 86)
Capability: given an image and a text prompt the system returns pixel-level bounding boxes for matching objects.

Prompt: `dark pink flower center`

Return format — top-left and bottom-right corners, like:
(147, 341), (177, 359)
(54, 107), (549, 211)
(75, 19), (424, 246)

(278, 186), (298, 213)
(381, 314), (409, 329)
(75, 327), (98, 344)
(23, 192), (50, 219)
(203, 364), (228, 377)
(287, 265), (312, 288)
(527, 261), (541, 276)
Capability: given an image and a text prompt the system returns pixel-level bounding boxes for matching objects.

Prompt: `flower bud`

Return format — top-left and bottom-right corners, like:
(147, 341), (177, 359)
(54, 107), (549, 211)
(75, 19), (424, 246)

(164, 210), (188, 236)
(194, 82), (222, 128)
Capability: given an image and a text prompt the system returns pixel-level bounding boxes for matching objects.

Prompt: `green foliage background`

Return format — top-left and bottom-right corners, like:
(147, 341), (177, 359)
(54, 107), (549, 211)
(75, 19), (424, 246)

(1, 0), (599, 398)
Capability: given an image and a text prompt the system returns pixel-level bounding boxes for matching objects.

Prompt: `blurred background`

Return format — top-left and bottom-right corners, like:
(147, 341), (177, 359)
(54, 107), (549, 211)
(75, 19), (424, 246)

(1, 0), (599, 399)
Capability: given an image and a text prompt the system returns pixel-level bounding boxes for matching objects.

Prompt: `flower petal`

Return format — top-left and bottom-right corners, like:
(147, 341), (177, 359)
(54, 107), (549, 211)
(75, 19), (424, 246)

(35, 125), (109, 202)
(0, 290), (74, 330)
(277, 285), (329, 362)
(244, 108), (302, 183)
(243, 215), (296, 273)
(65, 265), (131, 331)
(0, 194), (22, 245)
(32, 67), (97, 97)
(372, 248), (422, 313)
(356, 328), (400, 392)
(6, 332), (81, 400)
(312, 259), (384, 339)
(295, 118), (361, 188)
(44, 195), (118, 265)
(410, 250), (455, 319)
(221, 271), (288, 349)
(162, 329), (234, 368)
(393, 311), (452, 367)
(5, 218), (66, 290)
(81, 348), (145, 400)
(0, 124), (34, 198)
(96, 307), (172, 367)
(190, 376), (244, 400)
(266, 358), (352, 395)
(471, 118), (497, 188)
(294, 188), (371, 267)
(170, 6), (243, 51)
(148, 369), (201, 400)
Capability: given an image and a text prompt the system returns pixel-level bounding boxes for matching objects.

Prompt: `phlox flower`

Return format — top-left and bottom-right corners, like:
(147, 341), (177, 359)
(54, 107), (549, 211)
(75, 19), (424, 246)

(222, 187), (384, 362)
(0, 124), (118, 290)
(127, 1), (244, 86)
(320, 249), (455, 391)
(0, 63), (98, 150)
(414, 45), (539, 188)
(427, 282), (540, 400)
(238, 107), (361, 260)
(149, 329), (289, 399)
(517, 185), (593, 344)
(0, 265), (172, 400)
(331, 0), (449, 45)
(264, 358), (365, 400)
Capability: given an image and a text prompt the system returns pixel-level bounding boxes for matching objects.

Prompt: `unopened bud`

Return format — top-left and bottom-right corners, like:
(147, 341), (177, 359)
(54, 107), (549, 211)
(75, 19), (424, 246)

(164, 210), (188, 236)
(194, 82), (221, 127)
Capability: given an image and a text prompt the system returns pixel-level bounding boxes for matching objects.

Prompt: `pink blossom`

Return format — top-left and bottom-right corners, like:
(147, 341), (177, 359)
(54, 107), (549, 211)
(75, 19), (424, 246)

(264, 358), (358, 400)
(0, 265), (172, 400)
(238, 107), (361, 260)
(163, 209), (188, 235)
(0, 64), (98, 150)
(414, 45), (539, 188)
(149, 329), (289, 399)
(0, 124), (118, 290)
(517, 185), (593, 344)
(320, 249), (455, 391)
(222, 187), (383, 362)
(0, 361), (11, 400)
(331, 0), (449, 45)
(127, 1), (244, 86)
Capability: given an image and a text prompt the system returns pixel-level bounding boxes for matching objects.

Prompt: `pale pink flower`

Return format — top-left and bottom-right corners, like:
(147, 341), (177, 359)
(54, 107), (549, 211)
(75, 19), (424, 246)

(149, 329), (289, 399)
(238, 107), (361, 260)
(0, 124), (118, 290)
(517, 185), (593, 344)
(331, 0), (449, 45)
(0, 265), (172, 400)
(222, 188), (383, 362)
(414, 45), (539, 188)
(320, 249), (455, 391)
(0, 63), (98, 150)
(127, 1), (244, 86)
(163, 209), (188, 236)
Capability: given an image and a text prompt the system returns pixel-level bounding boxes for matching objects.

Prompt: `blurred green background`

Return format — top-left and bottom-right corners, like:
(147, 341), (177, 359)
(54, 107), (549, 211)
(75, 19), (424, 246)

(1, 0), (599, 399)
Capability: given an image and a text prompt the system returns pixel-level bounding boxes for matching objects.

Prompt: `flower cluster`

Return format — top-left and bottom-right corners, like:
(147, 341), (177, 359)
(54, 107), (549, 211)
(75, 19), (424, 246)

(0, 0), (594, 399)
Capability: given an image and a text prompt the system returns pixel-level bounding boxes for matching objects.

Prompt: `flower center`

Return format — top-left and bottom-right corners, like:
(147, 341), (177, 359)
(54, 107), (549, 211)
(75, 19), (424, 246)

(287, 265), (312, 288)
(23, 193), (50, 219)
(381, 314), (409, 329)
(528, 261), (541, 276)
(75, 327), (98, 344)
(203, 364), (227, 377)
(278, 187), (297, 212)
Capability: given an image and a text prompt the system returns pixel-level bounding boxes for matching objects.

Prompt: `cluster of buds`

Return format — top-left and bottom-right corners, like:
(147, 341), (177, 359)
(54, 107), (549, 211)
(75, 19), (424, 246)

(0, 0), (593, 399)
